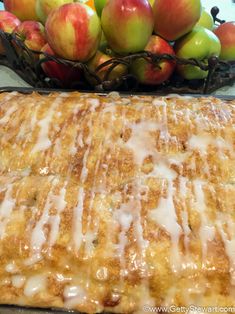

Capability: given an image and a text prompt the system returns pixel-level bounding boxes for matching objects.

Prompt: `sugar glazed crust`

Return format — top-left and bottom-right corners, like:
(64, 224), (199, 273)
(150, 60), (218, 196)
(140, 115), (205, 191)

(0, 91), (234, 313)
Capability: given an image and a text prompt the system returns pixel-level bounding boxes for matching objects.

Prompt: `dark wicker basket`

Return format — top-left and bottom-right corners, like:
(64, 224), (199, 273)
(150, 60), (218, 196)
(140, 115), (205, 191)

(0, 5), (235, 94)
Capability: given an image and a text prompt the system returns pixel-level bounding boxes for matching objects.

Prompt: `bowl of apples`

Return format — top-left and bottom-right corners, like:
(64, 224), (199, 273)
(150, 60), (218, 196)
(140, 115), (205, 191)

(0, 0), (235, 94)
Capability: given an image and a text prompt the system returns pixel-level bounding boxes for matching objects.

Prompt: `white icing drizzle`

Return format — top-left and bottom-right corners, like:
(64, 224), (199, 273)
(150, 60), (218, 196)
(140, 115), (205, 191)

(0, 104), (17, 125)
(30, 106), (40, 131)
(24, 274), (46, 297)
(114, 201), (133, 271)
(149, 178), (182, 272)
(53, 138), (62, 156)
(77, 132), (84, 148)
(217, 214), (235, 285)
(169, 152), (189, 166)
(179, 176), (188, 197)
(69, 130), (85, 156)
(188, 134), (232, 154)
(179, 177), (191, 252)
(148, 161), (177, 180)
(32, 96), (64, 152)
(5, 262), (18, 274)
(87, 98), (100, 109)
(30, 179), (56, 256)
(125, 99), (171, 167)
(73, 187), (85, 251)
(148, 162), (183, 271)
(48, 183), (68, 249)
(16, 122), (27, 141)
(0, 91), (17, 104)
(63, 285), (87, 309)
(110, 105), (152, 308)
(157, 99), (170, 146)
(114, 185), (151, 309)
(68, 106), (87, 157)
(84, 105), (115, 261)
(188, 134), (214, 153)
(73, 116), (93, 251)
(0, 184), (15, 239)
(24, 253), (43, 266)
(131, 180), (152, 308)
(21, 167), (32, 177)
(125, 121), (161, 166)
(193, 180), (215, 258)
(12, 275), (26, 288)
(181, 208), (190, 252)
(29, 177), (67, 260)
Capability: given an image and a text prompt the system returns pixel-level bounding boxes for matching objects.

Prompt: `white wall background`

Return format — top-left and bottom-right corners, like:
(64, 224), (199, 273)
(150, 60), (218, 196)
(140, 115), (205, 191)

(202, 0), (235, 21)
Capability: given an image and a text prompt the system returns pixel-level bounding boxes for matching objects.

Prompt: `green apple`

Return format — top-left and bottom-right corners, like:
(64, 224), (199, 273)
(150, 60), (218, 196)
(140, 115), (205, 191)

(196, 8), (214, 30)
(94, 0), (107, 17)
(174, 26), (221, 80)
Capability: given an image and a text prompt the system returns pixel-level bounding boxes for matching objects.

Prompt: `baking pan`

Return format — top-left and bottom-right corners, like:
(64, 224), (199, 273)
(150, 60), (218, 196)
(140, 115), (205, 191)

(0, 86), (233, 314)
(0, 86), (234, 100)
(0, 305), (80, 314)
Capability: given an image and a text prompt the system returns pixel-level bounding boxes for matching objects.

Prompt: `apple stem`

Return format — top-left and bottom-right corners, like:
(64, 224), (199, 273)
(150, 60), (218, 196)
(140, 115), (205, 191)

(211, 7), (226, 25)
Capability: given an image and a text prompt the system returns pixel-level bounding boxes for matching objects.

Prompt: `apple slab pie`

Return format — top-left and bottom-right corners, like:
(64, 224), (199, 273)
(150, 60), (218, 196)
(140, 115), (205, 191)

(0, 91), (234, 313)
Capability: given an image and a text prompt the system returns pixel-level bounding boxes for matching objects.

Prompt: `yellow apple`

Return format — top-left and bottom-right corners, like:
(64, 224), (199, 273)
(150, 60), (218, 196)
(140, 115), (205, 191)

(36, 0), (73, 24)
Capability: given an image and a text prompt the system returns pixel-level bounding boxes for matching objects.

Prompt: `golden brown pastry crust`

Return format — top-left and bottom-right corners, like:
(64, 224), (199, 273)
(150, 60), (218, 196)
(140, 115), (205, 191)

(0, 92), (234, 313)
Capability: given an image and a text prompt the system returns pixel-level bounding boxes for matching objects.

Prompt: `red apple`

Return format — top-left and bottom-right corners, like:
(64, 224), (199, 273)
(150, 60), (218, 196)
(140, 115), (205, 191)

(214, 22), (235, 61)
(101, 0), (154, 54)
(45, 3), (101, 61)
(87, 50), (127, 80)
(40, 43), (81, 86)
(3, 0), (38, 21)
(0, 10), (21, 32)
(131, 35), (175, 85)
(13, 21), (47, 51)
(0, 10), (21, 54)
(153, 0), (202, 41)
